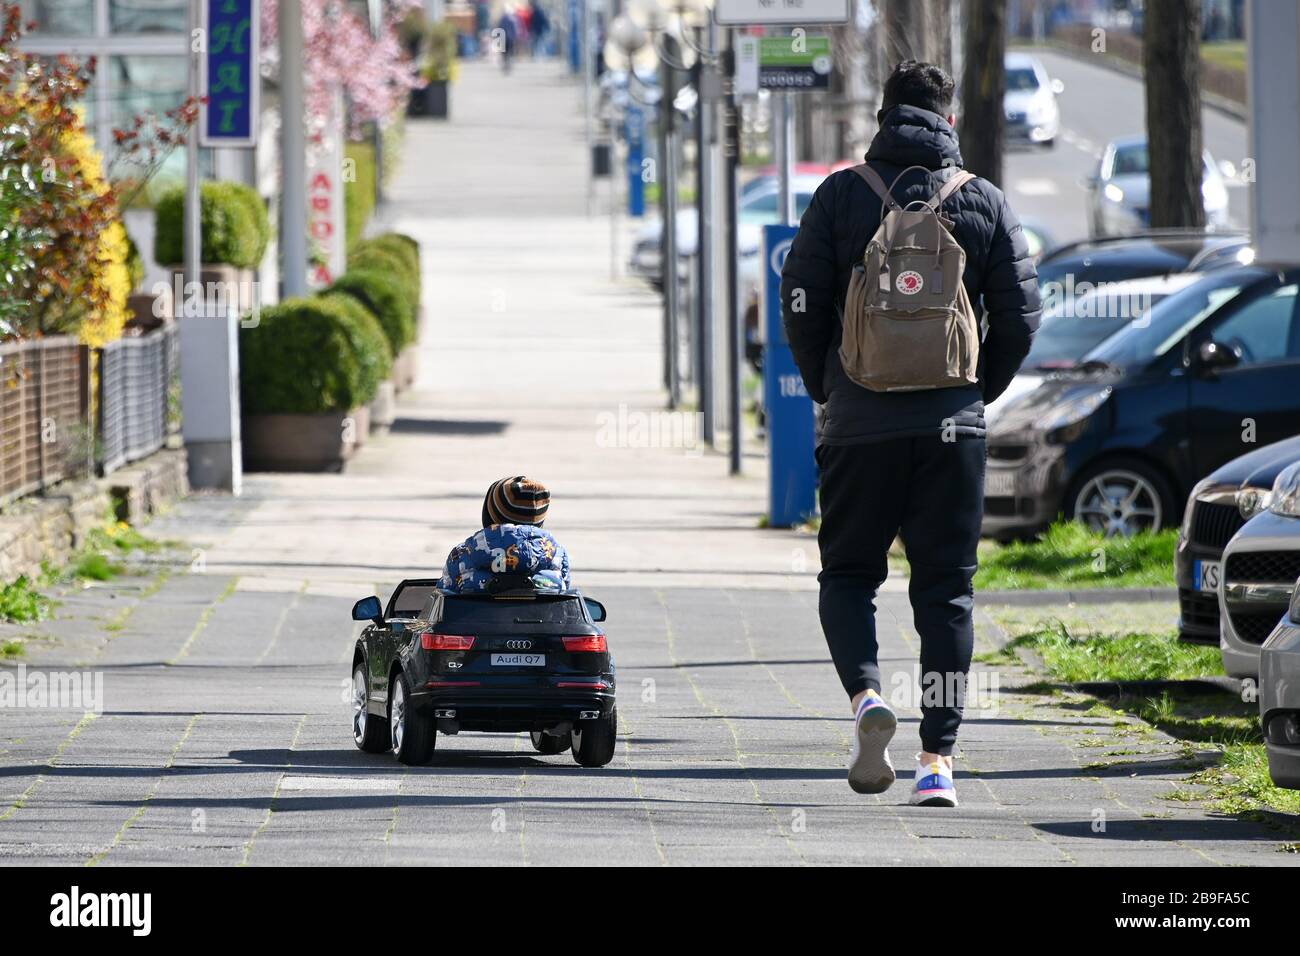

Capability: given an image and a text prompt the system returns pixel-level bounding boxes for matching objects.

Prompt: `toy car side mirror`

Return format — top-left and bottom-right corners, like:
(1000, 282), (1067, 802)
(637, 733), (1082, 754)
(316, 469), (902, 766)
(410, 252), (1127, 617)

(352, 596), (383, 623)
(1193, 339), (1241, 374)
(584, 598), (607, 623)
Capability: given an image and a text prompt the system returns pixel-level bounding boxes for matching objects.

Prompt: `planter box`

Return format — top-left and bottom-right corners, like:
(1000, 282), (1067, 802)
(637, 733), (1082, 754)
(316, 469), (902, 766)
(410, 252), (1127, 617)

(165, 264), (257, 316)
(407, 81), (449, 119)
(398, 344), (419, 390)
(370, 380), (396, 434)
(242, 408), (368, 472)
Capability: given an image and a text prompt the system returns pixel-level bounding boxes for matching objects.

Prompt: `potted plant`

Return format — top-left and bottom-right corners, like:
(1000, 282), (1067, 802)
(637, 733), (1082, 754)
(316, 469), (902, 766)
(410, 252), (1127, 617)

(239, 297), (385, 471)
(153, 180), (270, 316)
(317, 291), (396, 435)
(412, 20), (458, 119)
(327, 265), (419, 391)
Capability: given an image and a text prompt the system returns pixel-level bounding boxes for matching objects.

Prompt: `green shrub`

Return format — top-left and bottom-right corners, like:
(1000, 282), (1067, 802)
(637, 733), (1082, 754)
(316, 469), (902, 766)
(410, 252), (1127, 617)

(240, 297), (379, 414)
(327, 268), (415, 354)
(153, 181), (269, 268)
(318, 292), (394, 399)
(347, 243), (419, 307)
(344, 141), (377, 252)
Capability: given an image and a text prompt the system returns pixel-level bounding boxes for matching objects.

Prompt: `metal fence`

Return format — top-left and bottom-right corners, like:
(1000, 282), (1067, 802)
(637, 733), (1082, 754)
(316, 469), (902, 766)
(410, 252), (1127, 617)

(97, 326), (179, 476)
(0, 336), (88, 506)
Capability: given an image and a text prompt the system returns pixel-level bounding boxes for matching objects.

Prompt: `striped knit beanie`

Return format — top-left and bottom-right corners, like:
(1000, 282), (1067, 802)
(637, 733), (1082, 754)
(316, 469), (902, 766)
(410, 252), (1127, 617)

(482, 476), (550, 527)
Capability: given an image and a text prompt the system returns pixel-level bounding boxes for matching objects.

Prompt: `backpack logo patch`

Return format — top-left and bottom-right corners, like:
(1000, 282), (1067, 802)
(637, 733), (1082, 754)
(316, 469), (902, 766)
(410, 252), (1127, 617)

(895, 270), (924, 295)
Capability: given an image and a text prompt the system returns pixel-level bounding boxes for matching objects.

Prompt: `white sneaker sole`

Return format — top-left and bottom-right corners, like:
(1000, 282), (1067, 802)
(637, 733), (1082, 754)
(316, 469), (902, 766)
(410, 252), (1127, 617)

(909, 788), (959, 808)
(847, 705), (897, 794)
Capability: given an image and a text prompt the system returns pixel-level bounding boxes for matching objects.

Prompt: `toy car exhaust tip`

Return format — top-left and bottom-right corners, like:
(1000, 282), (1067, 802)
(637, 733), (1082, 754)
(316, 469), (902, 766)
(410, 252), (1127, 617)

(434, 709), (457, 719)
(579, 710), (601, 720)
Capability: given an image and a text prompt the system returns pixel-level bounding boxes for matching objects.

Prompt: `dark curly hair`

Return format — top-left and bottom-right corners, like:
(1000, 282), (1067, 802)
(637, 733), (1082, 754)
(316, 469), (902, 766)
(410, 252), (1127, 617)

(880, 59), (955, 118)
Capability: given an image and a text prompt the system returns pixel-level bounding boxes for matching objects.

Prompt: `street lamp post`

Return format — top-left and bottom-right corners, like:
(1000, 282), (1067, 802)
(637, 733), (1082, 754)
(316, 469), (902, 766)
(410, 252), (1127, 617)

(279, 0), (308, 298)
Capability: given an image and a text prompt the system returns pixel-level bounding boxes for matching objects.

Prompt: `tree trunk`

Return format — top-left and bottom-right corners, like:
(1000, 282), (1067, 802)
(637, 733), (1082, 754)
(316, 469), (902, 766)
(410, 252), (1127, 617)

(1144, 0), (1204, 228)
(958, 0), (1006, 185)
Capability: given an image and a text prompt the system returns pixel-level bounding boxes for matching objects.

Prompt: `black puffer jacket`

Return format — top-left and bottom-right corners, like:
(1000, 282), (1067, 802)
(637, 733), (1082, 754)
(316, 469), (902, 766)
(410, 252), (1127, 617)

(780, 105), (1041, 444)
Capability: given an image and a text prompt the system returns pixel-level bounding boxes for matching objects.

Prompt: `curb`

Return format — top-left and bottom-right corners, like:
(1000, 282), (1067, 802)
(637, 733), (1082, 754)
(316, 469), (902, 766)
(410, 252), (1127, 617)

(980, 586), (1177, 606)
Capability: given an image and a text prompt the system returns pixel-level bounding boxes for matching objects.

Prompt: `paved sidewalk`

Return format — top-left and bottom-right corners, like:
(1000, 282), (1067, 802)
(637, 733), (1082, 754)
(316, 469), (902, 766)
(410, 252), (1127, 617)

(1, 59), (1294, 865)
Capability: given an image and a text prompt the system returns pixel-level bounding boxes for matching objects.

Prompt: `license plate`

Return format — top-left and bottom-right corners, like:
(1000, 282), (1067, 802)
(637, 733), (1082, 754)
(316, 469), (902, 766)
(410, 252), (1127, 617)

(1193, 559), (1221, 593)
(490, 653), (546, 667)
(985, 471), (1017, 497)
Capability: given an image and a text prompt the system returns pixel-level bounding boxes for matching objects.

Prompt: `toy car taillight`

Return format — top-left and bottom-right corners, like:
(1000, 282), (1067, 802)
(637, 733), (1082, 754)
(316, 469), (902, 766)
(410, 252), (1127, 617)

(562, 635), (607, 652)
(422, 633), (476, 651)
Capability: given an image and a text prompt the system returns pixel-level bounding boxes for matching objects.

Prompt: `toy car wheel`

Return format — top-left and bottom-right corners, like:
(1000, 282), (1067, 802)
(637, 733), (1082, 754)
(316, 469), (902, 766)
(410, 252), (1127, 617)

(390, 671), (436, 765)
(571, 707), (617, 767)
(529, 729), (572, 755)
(352, 664), (390, 753)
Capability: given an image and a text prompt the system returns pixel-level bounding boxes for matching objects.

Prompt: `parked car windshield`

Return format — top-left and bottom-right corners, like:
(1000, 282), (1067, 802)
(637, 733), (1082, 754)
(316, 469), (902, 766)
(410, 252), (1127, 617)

(1111, 144), (1149, 176)
(1083, 268), (1268, 371)
(1025, 290), (1172, 369)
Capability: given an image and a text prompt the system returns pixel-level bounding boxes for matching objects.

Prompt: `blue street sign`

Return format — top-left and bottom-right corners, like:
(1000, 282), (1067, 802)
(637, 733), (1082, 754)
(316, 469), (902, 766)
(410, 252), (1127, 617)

(200, 0), (260, 148)
(625, 105), (645, 217)
(762, 224), (817, 528)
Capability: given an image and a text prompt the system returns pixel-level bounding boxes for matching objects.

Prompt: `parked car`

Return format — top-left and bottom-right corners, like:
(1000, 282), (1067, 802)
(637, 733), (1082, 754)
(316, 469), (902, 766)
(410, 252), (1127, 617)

(1260, 569), (1300, 790)
(1084, 136), (1231, 237)
(350, 578), (616, 766)
(628, 173), (823, 289)
(1034, 231), (1248, 302)
(1176, 435), (1300, 645)
(1218, 500), (1300, 679)
(983, 266), (1300, 540)
(986, 273), (1203, 426)
(1003, 51), (1063, 147)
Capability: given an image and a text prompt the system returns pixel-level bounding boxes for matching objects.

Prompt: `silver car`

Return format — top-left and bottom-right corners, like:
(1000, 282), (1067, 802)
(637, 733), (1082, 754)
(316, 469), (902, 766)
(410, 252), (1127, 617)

(1260, 576), (1300, 789)
(1003, 52), (1062, 148)
(1085, 135), (1231, 238)
(1218, 462), (1300, 679)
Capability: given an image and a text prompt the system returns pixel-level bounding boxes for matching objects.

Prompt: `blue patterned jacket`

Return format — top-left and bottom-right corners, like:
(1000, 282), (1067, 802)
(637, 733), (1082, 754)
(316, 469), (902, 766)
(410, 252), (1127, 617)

(438, 524), (572, 594)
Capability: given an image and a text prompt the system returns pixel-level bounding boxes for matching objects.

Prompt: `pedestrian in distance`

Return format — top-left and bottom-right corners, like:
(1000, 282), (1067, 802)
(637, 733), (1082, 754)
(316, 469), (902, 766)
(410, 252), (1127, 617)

(780, 59), (1041, 806)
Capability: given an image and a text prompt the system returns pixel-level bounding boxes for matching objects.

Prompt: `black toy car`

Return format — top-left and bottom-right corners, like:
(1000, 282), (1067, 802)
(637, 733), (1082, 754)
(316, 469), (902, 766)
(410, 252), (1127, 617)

(350, 576), (616, 766)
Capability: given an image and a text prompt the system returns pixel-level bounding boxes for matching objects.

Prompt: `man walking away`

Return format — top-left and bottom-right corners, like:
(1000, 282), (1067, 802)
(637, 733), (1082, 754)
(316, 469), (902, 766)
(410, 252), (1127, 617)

(780, 60), (1040, 806)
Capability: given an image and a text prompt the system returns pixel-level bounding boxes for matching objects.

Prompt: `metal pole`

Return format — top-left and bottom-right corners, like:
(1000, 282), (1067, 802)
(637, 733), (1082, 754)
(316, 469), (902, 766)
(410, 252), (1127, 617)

(582, 0), (594, 215)
(658, 48), (681, 409)
(698, 23), (716, 445)
(185, 0), (202, 300)
(723, 31), (741, 475)
(279, 0), (308, 297)
(777, 91), (795, 225)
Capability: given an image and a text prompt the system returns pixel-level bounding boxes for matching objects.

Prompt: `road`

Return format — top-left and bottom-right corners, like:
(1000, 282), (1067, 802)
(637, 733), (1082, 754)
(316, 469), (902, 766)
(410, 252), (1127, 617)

(0, 54), (1287, 867)
(1002, 49), (1250, 246)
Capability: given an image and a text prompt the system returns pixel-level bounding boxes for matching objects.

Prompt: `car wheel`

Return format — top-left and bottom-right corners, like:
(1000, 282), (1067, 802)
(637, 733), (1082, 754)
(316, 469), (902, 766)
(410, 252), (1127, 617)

(571, 707), (617, 767)
(1066, 459), (1175, 536)
(389, 671), (436, 765)
(352, 664), (391, 753)
(529, 729), (572, 755)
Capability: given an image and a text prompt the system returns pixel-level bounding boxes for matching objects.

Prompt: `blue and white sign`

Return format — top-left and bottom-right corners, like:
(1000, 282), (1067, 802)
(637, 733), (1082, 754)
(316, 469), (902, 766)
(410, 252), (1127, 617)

(762, 224), (817, 528)
(199, 0), (260, 148)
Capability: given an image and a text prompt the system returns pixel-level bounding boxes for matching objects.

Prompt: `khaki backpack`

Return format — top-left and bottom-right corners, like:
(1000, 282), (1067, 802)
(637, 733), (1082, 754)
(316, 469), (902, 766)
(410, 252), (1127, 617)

(840, 163), (980, 392)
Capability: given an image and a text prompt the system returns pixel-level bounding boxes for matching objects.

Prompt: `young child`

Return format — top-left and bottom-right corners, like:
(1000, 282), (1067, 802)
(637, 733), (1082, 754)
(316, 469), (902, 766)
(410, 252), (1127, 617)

(438, 476), (571, 593)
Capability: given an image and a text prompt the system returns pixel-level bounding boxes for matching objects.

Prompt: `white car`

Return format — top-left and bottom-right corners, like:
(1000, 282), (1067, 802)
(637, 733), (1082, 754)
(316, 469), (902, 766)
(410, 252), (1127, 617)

(985, 273), (1202, 425)
(1085, 135), (1231, 238)
(1003, 52), (1063, 148)
(628, 173), (823, 289)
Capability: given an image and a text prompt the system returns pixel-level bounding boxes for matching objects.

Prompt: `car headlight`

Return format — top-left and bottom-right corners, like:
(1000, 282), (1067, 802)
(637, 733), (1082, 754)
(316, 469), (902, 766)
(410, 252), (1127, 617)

(1103, 183), (1124, 203)
(1035, 387), (1111, 439)
(1237, 485), (1273, 520)
(1268, 461), (1300, 518)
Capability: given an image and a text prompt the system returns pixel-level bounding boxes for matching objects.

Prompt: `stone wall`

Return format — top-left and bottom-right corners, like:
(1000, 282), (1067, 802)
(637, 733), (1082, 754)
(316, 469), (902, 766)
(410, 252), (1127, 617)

(0, 448), (188, 584)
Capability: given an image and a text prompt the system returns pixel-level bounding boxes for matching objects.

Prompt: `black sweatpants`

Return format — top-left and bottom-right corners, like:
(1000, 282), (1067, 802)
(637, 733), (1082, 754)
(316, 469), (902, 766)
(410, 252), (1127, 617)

(816, 435), (985, 756)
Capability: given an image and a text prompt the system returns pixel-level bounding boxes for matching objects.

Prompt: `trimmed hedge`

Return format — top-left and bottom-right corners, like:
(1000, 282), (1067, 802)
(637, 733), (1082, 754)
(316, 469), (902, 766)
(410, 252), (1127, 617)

(240, 297), (384, 414)
(344, 141), (377, 252)
(347, 243), (419, 308)
(327, 268), (416, 354)
(318, 292), (393, 402)
(153, 181), (270, 269)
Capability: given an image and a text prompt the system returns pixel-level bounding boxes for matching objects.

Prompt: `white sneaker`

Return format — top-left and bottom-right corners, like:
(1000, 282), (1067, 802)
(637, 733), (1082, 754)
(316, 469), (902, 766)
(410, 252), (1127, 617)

(909, 754), (958, 807)
(847, 693), (897, 794)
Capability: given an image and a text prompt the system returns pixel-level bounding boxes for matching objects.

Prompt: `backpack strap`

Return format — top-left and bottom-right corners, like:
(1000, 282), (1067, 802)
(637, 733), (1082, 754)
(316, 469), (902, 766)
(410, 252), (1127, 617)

(927, 169), (976, 210)
(851, 163), (902, 212)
